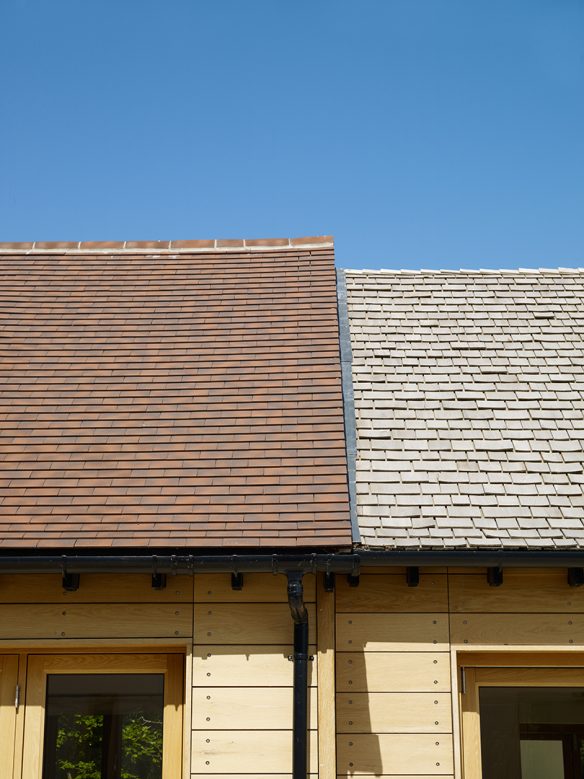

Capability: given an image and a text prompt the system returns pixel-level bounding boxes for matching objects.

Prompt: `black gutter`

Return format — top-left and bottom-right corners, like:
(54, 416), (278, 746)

(287, 573), (309, 779)
(1, 549), (584, 574)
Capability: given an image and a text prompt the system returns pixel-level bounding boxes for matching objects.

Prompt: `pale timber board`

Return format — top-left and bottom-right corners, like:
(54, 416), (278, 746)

(337, 574), (448, 613)
(195, 604), (316, 645)
(317, 574), (336, 779)
(191, 775), (318, 778)
(336, 651), (451, 692)
(195, 574), (315, 603)
(337, 733), (453, 775)
(0, 603), (192, 639)
(191, 730), (318, 773)
(337, 776), (453, 779)
(449, 571), (584, 613)
(460, 650), (584, 667)
(0, 574), (192, 603)
(451, 613), (584, 645)
(337, 692), (452, 733)
(192, 687), (317, 730)
(337, 614), (449, 651)
(192, 645), (317, 687)
(473, 667), (584, 686)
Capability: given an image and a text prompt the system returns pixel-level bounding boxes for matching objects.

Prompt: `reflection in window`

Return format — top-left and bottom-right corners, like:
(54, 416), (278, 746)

(479, 687), (584, 779)
(43, 673), (164, 779)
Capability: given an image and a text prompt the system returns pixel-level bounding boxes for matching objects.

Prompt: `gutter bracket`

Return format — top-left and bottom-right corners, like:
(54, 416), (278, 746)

(62, 572), (80, 592)
(151, 573), (167, 590)
(487, 566), (503, 587)
(323, 571), (335, 592)
(568, 568), (584, 587)
(231, 572), (244, 591)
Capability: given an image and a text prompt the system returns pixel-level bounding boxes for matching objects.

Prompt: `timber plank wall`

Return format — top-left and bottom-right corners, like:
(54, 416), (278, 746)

(336, 567), (584, 779)
(1, 569), (583, 779)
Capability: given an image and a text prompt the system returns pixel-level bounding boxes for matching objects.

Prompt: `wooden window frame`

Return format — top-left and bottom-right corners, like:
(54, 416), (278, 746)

(21, 652), (183, 779)
(0, 655), (19, 778)
(460, 653), (584, 779)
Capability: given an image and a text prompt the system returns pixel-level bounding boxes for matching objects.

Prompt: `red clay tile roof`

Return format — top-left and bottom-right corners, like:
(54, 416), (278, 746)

(0, 237), (352, 549)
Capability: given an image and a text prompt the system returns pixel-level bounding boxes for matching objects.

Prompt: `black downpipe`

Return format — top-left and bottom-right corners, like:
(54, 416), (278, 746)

(287, 572), (309, 779)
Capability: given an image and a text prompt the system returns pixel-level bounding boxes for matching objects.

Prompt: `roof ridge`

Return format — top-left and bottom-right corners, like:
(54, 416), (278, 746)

(0, 236), (334, 254)
(344, 266), (584, 275)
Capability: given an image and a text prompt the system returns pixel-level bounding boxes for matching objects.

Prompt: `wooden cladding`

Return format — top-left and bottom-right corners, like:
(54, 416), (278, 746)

(0, 568), (583, 779)
(336, 572), (453, 778)
(192, 573), (320, 779)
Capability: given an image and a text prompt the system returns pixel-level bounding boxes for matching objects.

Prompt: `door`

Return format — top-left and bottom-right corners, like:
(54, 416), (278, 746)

(461, 664), (584, 779)
(22, 653), (183, 779)
(0, 655), (19, 778)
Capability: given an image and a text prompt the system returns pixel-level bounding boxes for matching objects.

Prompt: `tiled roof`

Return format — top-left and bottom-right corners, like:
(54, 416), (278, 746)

(0, 238), (352, 549)
(345, 268), (584, 549)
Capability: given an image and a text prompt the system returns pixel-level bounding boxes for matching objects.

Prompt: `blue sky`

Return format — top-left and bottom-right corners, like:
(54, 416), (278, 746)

(0, 0), (582, 269)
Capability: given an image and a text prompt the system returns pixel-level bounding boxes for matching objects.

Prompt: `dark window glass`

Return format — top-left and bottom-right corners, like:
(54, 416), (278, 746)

(480, 687), (584, 779)
(43, 673), (164, 779)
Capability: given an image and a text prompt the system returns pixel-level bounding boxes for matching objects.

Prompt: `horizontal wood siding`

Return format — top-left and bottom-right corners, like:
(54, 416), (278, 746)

(335, 568), (584, 779)
(336, 572), (452, 778)
(192, 573), (317, 779)
(2, 567), (581, 779)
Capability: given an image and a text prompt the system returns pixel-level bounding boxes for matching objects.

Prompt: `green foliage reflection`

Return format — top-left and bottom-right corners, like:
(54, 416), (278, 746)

(52, 711), (162, 779)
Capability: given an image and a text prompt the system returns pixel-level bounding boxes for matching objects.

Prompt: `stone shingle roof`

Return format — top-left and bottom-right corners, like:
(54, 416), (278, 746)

(345, 268), (584, 549)
(0, 238), (352, 549)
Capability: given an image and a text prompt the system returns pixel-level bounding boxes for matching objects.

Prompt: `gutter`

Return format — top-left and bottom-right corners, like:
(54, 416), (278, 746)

(1, 549), (584, 574)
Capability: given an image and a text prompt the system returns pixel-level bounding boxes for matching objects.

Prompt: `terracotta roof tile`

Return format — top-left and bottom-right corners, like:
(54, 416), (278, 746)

(0, 238), (351, 549)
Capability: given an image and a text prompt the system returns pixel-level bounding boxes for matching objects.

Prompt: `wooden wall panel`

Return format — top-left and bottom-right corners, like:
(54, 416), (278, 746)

(192, 645), (317, 687)
(195, 603), (316, 645)
(192, 573), (317, 779)
(317, 574), (336, 779)
(336, 574), (453, 779)
(0, 655), (18, 779)
(192, 686), (317, 730)
(337, 692), (452, 733)
(0, 603), (191, 639)
(337, 613), (449, 651)
(337, 733), (453, 775)
(0, 573), (192, 604)
(191, 775), (318, 779)
(450, 613), (584, 645)
(336, 574), (448, 613)
(449, 571), (583, 613)
(336, 651), (451, 693)
(195, 573), (315, 603)
(191, 730), (319, 773)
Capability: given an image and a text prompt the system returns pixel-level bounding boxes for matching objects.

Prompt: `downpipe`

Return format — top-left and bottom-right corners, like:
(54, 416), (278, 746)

(287, 572), (309, 779)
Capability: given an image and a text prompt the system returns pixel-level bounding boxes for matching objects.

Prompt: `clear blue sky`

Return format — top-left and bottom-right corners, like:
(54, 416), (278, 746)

(1, 0), (582, 269)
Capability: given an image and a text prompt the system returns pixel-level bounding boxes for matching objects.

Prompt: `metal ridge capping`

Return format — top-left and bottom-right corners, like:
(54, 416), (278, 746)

(0, 236), (334, 254)
(336, 269), (361, 543)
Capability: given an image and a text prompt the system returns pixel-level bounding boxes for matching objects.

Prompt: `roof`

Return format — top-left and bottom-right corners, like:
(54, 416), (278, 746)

(345, 268), (584, 549)
(0, 238), (352, 549)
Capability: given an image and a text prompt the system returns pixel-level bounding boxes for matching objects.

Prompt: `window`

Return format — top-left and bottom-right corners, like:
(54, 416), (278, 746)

(461, 657), (584, 779)
(0, 652), (183, 779)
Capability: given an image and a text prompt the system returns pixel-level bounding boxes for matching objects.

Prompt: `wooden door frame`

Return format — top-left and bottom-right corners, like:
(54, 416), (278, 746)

(459, 653), (584, 779)
(21, 652), (183, 779)
(0, 655), (19, 779)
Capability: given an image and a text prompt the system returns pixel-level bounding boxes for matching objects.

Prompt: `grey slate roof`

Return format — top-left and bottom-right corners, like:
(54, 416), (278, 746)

(345, 269), (584, 549)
